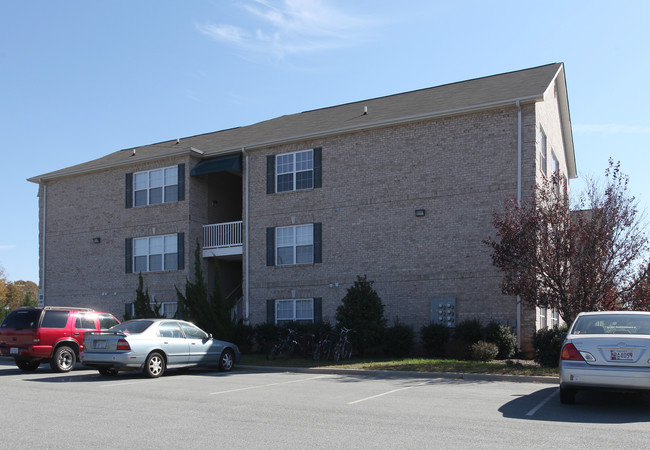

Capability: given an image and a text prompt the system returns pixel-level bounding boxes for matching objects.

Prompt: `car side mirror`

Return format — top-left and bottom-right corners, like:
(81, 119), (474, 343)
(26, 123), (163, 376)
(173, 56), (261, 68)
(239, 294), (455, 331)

(207, 333), (213, 340)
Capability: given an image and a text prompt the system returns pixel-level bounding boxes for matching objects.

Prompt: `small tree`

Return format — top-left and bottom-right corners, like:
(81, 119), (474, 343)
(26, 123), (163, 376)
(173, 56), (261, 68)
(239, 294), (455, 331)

(335, 275), (387, 355)
(485, 160), (649, 324)
(176, 241), (237, 339)
(132, 273), (162, 319)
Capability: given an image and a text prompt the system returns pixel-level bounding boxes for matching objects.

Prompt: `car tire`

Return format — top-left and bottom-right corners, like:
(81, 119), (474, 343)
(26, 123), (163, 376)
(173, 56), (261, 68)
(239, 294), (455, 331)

(144, 352), (165, 378)
(98, 368), (119, 376)
(15, 359), (40, 371)
(219, 349), (235, 372)
(559, 386), (577, 405)
(50, 346), (76, 373)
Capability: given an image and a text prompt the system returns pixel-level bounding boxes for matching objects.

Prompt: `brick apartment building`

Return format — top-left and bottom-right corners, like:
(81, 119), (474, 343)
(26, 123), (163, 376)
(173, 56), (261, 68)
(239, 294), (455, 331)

(28, 63), (576, 351)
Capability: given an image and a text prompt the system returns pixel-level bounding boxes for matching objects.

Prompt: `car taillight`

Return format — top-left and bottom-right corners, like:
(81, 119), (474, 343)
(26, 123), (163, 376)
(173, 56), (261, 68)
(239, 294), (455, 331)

(116, 339), (131, 351)
(560, 343), (584, 361)
(33, 330), (40, 344)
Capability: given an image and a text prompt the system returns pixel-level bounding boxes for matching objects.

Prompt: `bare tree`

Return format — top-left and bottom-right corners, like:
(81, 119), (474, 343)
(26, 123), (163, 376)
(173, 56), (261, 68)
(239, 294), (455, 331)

(485, 160), (648, 324)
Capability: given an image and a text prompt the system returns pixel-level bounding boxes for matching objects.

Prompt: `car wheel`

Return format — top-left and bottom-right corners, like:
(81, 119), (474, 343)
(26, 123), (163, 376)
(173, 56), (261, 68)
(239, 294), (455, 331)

(144, 352), (165, 378)
(50, 346), (76, 373)
(219, 349), (235, 372)
(98, 368), (119, 376)
(559, 386), (577, 405)
(15, 359), (40, 371)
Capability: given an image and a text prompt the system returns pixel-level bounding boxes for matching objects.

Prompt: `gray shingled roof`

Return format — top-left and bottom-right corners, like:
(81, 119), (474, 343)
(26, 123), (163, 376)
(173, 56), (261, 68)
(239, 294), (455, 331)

(30, 62), (574, 182)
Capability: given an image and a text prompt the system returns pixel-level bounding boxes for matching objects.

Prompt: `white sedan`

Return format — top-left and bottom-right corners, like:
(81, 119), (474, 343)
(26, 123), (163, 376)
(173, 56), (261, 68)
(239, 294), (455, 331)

(80, 319), (241, 377)
(559, 311), (650, 404)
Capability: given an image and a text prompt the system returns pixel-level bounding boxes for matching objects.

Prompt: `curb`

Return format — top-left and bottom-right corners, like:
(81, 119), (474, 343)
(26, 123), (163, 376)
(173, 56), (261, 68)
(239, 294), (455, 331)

(239, 364), (559, 384)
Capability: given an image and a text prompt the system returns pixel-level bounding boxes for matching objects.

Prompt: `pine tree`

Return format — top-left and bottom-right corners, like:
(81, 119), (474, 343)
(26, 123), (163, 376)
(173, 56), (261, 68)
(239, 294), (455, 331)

(176, 241), (237, 339)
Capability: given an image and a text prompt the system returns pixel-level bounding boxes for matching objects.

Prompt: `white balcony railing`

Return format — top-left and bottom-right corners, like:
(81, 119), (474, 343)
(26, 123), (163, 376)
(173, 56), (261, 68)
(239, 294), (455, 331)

(202, 221), (243, 258)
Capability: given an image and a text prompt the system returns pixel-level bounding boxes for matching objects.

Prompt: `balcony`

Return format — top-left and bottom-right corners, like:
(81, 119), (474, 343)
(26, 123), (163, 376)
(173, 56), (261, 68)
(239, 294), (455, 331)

(203, 221), (243, 259)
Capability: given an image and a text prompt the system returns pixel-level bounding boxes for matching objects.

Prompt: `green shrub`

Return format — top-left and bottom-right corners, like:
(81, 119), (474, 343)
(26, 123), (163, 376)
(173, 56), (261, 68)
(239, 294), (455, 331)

(484, 321), (517, 359)
(532, 325), (568, 367)
(453, 319), (484, 345)
(384, 319), (414, 358)
(230, 321), (254, 354)
(253, 323), (282, 353)
(420, 323), (452, 357)
(335, 275), (387, 355)
(470, 340), (499, 361)
(444, 338), (472, 360)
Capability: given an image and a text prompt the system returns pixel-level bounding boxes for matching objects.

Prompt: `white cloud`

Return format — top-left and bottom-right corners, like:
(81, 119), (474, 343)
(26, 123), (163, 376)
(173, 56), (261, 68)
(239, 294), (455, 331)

(197, 0), (380, 59)
(573, 124), (650, 134)
(0, 245), (16, 251)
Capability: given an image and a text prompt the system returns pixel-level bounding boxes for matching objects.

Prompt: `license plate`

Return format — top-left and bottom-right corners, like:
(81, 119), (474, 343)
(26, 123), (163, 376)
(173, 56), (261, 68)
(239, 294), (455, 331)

(94, 340), (107, 349)
(610, 349), (633, 361)
(10, 347), (18, 355)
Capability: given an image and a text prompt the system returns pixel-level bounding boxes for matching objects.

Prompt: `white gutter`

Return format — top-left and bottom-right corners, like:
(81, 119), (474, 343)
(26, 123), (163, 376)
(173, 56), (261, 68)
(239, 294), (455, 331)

(242, 147), (250, 324)
(515, 100), (522, 352)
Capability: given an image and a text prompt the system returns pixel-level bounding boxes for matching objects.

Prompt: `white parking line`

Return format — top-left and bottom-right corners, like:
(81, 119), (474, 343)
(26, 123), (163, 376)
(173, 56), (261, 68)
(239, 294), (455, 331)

(348, 382), (428, 405)
(100, 379), (159, 388)
(209, 374), (330, 395)
(526, 389), (557, 416)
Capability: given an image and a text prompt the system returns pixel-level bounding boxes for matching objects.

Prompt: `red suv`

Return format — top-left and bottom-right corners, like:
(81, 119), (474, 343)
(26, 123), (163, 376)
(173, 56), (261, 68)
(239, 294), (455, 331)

(0, 307), (120, 372)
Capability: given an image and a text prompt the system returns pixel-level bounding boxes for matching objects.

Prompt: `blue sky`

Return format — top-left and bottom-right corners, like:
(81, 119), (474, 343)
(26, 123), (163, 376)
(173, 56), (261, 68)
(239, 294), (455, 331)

(1, 0), (649, 283)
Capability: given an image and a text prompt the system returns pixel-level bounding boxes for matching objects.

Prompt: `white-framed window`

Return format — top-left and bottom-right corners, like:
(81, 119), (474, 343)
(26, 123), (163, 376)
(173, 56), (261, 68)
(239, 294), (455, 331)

(133, 234), (178, 272)
(539, 128), (547, 176)
(552, 152), (561, 196)
(550, 308), (559, 328)
(275, 299), (314, 324)
(276, 149), (313, 193)
(276, 224), (313, 265)
(539, 306), (547, 329)
(128, 301), (178, 319)
(133, 166), (179, 206)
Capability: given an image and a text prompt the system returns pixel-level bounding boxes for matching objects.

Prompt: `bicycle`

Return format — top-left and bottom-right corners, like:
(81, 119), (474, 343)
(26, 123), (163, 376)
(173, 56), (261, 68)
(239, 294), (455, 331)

(267, 329), (301, 360)
(333, 327), (354, 362)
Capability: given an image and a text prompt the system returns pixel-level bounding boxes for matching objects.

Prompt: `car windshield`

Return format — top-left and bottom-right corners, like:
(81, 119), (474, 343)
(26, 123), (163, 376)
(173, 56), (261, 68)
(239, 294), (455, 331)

(571, 314), (650, 335)
(109, 320), (153, 334)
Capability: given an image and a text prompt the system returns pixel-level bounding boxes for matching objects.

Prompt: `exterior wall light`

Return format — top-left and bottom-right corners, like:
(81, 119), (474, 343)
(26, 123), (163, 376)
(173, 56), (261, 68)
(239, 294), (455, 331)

(415, 209), (426, 217)
(92, 237), (101, 244)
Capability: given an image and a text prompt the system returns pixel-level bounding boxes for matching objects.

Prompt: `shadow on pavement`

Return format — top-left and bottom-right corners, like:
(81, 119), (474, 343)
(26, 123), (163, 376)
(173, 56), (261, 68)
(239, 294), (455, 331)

(499, 386), (650, 424)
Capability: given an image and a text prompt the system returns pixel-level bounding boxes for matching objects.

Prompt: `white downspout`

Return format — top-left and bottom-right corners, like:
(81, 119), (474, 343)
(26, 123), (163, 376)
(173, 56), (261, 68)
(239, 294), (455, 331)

(41, 180), (47, 306)
(242, 148), (250, 324)
(515, 100), (522, 352)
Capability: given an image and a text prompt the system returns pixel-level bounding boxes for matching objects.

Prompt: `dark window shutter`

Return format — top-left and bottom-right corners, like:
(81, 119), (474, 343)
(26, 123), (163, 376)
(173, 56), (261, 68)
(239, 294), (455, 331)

(313, 222), (322, 264)
(177, 232), (185, 270)
(125, 238), (133, 273)
(125, 173), (133, 208)
(266, 155), (275, 194)
(266, 299), (276, 324)
(266, 227), (275, 266)
(313, 297), (322, 322)
(177, 164), (185, 201)
(313, 147), (322, 189)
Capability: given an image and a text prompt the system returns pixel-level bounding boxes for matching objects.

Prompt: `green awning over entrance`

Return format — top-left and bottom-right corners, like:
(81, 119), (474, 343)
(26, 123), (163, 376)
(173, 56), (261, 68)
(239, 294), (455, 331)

(190, 154), (242, 176)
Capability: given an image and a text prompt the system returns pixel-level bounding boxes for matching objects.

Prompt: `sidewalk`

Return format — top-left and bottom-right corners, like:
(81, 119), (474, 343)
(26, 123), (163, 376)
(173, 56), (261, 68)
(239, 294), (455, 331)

(239, 363), (559, 384)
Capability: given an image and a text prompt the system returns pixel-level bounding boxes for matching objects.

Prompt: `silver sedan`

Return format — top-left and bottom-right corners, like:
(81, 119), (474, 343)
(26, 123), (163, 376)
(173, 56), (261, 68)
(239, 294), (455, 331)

(559, 311), (650, 404)
(80, 319), (241, 377)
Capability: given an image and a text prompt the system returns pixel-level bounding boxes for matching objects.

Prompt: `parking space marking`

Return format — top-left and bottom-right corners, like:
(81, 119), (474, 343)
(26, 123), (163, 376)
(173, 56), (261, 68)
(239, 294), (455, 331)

(525, 389), (557, 416)
(100, 379), (158, 388)
(348, 381), (428, 405)
(209, 374), (330, 395)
